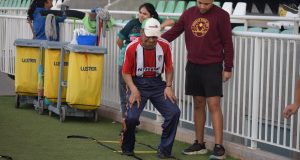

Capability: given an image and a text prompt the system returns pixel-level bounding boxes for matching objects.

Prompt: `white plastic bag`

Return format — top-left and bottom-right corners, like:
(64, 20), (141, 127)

(71, 28), (97, 45)
(70, 29), (79, 44)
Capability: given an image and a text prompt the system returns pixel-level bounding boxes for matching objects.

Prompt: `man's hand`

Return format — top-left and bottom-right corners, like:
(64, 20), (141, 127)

(129, 87), (141, 108)
(283, 104), (299, 118)
(223, 71), (232, 82)
(164, 87), (177, 104)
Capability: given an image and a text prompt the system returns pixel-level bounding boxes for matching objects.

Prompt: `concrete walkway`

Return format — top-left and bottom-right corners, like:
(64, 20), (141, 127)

(0, 72), (15, 96)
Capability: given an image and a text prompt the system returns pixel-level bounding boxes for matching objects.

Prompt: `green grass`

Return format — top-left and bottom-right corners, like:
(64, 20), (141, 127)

(0, 96), (239, 160)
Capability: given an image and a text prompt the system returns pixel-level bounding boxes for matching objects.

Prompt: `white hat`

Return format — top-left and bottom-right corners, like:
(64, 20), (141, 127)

(142, 18), (161, 37)
(56, 0), (71, 8)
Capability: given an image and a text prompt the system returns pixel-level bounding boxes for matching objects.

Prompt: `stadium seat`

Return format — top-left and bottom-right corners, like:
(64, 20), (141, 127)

(263, 28), (280, 33)
(16, 0), (21, 7)
(20, 0), (25, 7)
(3, 0), (7, 7)
(268, 21), (297, 30)
(282, 21), (295, 29)
(3, 0), (6, 7)
(0, 0), (4, 7)
(170, 1), (185, 20)
(25, 0), (32, 8)
(2, 0), (8, 7)
(16, 0), (22, 7)
(11, 0), (15, 7)
(232, 2), (246, 15)
(28, 0), (33, 7)
(13, 0), (21, 8)
(281, 29), (294, 34)
(156, 0), (166, 13)
(114, 19), (123, 23)
(222, 2), (233, 15)
(267, 21), (284, 29)
(12, 0), (17, 7)
(251, 3), (260, 14)
(160, 0), (175, 20)
(264, 3), (273, 15)
(186, 1), (196, 9)
(148, 0), (157, 8)
(233, 26), (246, 31)
(164, 0), (175, 13)
(7, 0), (13, 7)
(3, 0), (8, 7)
(213, 1), (221, 7)
(253, 2), (265, 14)
(248, 27), (263, 32)
(11, 0), (17, 7)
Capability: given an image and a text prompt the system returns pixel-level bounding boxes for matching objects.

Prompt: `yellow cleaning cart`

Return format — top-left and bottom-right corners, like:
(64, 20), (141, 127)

(14, 39), (45, 109)
(48, 44), (107, 122)
(41, 41), (69, 114)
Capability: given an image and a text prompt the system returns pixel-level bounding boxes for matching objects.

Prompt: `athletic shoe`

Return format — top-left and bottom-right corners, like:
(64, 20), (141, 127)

(181, 140), (208, 155)
(121, 150), (134, 156)
(209, 144), (226, 160)
(157, 149), (173, 159)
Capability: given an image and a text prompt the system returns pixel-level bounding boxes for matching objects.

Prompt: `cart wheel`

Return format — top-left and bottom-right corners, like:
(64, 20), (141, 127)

(49, 110), (52, 117)
(94, 110), (98, 122)
(60, 107), (66, 122)
(15, 94), (20, 108)
(38, 99), (44, 115)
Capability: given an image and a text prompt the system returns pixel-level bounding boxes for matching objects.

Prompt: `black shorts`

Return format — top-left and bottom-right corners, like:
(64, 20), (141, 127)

(185, 61), (223, 97)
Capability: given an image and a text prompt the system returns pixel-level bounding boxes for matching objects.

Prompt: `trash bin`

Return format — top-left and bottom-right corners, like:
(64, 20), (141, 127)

(42, 41), (69, 102)
(48, 44), (107, 122)
(65, 44), (107, 109)
(14, 39), (44, 108)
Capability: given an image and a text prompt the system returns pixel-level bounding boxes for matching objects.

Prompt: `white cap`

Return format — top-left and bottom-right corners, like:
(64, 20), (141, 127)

(56, 0), (71, 8)
(142, 18), (161, 37)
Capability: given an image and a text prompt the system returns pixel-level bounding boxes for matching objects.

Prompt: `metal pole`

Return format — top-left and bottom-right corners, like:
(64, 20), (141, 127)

(56, 46), (65, 110)
(250, 37), (261, 149)
(295, 5), (300, 34)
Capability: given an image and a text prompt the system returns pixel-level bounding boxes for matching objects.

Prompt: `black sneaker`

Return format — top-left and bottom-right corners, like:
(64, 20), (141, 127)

(122, 150), (134, 156)
(157, 149), (173, 159)
(209, 144), (226, 160)
(181, 140), (208, 155)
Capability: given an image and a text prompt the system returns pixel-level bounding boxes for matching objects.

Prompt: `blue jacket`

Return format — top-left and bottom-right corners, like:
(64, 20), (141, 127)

(33, 7), (65, 40)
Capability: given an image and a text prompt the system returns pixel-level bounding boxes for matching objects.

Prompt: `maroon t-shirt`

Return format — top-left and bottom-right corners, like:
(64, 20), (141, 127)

(161, 6), (234, 72)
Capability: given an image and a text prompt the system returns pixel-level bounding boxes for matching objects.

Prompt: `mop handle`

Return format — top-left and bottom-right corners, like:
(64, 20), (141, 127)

(97, 20), (103, 46)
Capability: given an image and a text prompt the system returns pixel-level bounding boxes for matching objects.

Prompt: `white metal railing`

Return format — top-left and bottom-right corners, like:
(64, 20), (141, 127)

(230, 32), (300, 152)
(1, 9), (300, 158)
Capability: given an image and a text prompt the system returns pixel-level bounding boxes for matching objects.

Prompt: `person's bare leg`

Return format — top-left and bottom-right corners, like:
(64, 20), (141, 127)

(207, 96), (223, 144)
(193, 96), (206, 143)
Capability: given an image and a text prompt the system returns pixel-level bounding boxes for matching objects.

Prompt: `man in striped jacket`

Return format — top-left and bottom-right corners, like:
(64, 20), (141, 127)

(121, 18), (181, 159)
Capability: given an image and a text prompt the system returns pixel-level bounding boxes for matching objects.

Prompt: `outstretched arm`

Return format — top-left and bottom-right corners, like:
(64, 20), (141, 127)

(161, 13), (185, 42)
(160, 18), (175, 30)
